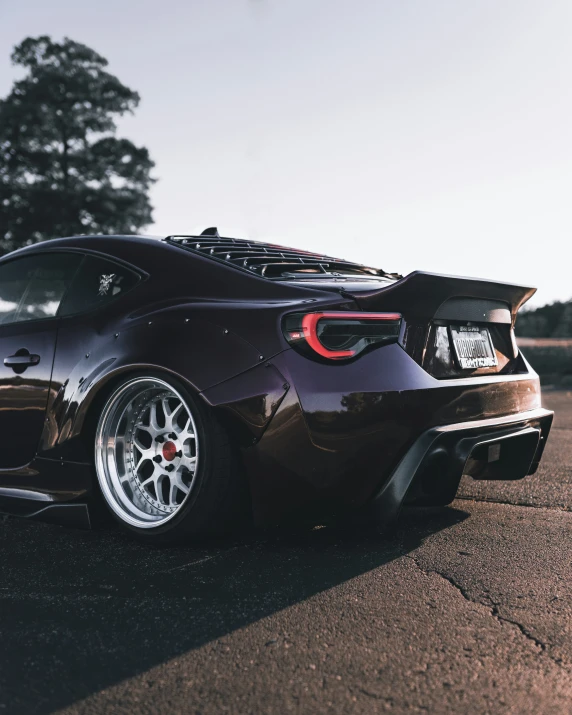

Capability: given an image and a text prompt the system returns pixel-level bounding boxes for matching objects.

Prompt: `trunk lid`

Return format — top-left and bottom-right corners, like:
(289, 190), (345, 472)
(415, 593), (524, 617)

(342, 271), (536, 379)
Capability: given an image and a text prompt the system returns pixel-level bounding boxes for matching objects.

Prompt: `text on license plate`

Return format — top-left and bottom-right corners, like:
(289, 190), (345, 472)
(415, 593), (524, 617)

(449, 325), (498, 370)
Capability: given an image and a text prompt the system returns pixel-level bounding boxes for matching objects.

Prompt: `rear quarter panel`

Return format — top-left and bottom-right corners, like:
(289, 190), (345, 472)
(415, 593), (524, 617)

(40, 306), (272, 459)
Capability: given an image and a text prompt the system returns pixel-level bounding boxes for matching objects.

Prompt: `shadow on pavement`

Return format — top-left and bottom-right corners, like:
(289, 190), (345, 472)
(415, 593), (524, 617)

(0, 506), (468, 714)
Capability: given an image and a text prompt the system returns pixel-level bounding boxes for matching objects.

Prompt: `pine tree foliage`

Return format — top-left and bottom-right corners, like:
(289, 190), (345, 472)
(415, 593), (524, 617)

(517, 301), (572, 338)
(0, 36), (155, 253)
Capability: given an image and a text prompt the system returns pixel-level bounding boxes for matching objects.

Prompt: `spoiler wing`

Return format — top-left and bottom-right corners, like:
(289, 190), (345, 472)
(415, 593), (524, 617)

(342, 271), (536, 325)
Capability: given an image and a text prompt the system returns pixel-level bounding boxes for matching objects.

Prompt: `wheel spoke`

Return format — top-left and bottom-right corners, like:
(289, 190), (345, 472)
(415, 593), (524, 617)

(135, 452), (152, 471)
(168, 479), (179, 506)
(149, 400), (162, 433)
(140, 464), (158, 487)
(132, 432), (155, 472)
(175, 473), (191, 494)
(182, 416), (194, 437)
(134, 420), (157, 441)
(163, 398), (184, 432)
(182, 455), (197, 473)
(133, 433), (150, 452)
(153, 473), (167, 505)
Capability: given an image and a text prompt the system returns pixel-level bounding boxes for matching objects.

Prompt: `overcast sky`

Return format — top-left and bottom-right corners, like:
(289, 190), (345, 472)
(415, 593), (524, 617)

(1, 0), (571, 306)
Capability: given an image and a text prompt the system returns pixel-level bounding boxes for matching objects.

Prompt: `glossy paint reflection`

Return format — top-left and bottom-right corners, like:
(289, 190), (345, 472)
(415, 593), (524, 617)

(0, 235), (552, 528)
(0, 320), (59, 469)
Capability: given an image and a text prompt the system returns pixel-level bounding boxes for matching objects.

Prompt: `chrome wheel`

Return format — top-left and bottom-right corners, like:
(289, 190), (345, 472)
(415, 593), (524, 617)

(95, 377), (200, 529)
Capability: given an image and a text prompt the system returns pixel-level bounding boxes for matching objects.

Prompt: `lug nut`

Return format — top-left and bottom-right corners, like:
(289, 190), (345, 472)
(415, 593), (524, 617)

(165, 464), (175, 472)
(153, 455), (162, 463)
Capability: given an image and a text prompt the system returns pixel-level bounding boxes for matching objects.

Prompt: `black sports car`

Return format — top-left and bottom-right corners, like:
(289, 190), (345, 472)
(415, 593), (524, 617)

(0, 228), (553, 542)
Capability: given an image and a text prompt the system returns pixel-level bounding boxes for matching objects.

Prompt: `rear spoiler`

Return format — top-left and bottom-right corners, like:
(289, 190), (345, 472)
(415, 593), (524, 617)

(341, 271), (536, 325)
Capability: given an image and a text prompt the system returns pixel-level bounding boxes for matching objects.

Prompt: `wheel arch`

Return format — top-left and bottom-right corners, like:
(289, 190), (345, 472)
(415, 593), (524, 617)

(75, 364), (202, 456)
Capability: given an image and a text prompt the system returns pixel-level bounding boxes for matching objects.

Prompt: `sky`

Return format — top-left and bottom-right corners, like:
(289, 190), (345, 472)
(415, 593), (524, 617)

(1, 0), (571, 306)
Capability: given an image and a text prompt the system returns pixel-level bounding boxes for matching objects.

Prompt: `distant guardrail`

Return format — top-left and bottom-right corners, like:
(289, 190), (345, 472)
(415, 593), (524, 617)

(517, 338), (572, 348)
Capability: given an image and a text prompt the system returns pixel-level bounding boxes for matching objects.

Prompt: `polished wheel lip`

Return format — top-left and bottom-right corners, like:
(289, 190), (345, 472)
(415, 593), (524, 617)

(95, 377), (200, 529)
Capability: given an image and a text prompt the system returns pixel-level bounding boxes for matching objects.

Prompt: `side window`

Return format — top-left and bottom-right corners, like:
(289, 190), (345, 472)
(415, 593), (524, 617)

(58, 255), (140, 317)
(0, 253), (82, 326)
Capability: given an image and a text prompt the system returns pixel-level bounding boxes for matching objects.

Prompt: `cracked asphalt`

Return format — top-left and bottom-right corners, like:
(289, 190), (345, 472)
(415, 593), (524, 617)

(1, 391), (572, 715)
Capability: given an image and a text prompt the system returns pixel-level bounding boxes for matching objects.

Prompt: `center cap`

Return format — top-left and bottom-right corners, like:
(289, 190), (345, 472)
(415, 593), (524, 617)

(162, 440), (177, 462)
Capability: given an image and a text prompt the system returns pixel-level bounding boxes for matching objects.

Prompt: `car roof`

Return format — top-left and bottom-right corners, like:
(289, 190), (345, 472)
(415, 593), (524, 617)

(1, 232), (400, 285)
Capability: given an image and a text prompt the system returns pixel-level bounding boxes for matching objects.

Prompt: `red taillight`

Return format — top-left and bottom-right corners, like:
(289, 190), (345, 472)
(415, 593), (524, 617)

(283, 311), (402, 361)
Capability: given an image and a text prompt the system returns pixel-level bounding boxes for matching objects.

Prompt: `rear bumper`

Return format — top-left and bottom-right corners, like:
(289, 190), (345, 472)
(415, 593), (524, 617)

(242, 345), (550, 526)
(369, 407), (553, 526)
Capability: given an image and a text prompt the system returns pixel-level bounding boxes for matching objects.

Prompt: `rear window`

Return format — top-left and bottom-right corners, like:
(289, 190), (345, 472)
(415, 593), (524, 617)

(58, 255), (140, 317)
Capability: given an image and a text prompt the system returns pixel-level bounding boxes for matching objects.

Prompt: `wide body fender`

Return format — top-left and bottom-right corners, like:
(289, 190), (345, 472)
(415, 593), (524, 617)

(40, 310), (273, 461)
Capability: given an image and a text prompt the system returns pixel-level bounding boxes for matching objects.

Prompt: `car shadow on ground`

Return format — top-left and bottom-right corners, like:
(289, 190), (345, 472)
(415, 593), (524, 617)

(0, 506), (468, 714)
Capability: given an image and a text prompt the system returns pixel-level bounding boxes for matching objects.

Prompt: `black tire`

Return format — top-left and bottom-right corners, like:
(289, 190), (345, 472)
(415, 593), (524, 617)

(93, 371), (247, 544)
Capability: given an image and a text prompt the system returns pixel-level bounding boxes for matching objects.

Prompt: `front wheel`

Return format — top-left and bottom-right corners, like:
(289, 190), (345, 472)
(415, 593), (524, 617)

(94, 374), (244, 543)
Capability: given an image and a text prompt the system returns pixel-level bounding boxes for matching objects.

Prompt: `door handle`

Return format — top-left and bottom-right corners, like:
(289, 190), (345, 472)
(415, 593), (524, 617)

(4, 349), (41, 372)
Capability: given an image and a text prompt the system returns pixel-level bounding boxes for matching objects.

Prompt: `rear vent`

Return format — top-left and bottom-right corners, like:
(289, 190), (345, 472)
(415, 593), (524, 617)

(165, 230), (400, 281)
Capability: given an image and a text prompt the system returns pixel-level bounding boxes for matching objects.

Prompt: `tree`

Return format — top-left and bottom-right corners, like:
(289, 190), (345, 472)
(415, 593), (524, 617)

(553, 302), (572, 337)
(0, 36), (155, 254)
(516, 300), (572, 338)
(518, 301), (564, 337)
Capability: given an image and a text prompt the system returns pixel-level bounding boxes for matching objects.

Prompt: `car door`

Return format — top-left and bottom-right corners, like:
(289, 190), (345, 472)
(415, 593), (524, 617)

(0, 252), (81, 469)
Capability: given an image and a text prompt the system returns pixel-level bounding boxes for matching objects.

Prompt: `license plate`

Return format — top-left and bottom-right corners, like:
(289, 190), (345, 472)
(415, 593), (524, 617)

(449, 325), (498, 370)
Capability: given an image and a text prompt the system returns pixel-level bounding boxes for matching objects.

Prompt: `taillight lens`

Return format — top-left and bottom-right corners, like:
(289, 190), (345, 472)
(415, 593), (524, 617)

(283, 311), (402, 360)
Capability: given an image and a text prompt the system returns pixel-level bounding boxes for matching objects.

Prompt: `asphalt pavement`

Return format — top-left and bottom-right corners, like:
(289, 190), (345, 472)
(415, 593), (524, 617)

(1, 391), (571, 715)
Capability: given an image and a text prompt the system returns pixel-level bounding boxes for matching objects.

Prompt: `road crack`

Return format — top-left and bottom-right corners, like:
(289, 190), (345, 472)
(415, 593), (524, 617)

(404, 554), (565, 668)
(489, 605), (546, 653)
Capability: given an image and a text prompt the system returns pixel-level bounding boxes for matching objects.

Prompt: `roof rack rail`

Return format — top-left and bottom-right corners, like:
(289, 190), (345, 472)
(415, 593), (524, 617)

(165, 232), (401, 281)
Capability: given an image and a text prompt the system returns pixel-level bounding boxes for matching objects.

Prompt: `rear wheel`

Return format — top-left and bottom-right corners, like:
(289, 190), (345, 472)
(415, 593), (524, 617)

(94, 374), (243, 543)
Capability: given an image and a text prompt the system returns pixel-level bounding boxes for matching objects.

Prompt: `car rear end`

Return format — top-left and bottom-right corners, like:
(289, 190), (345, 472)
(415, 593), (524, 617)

(247, 271), (552, 526)
(166, 232), (553, 527)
